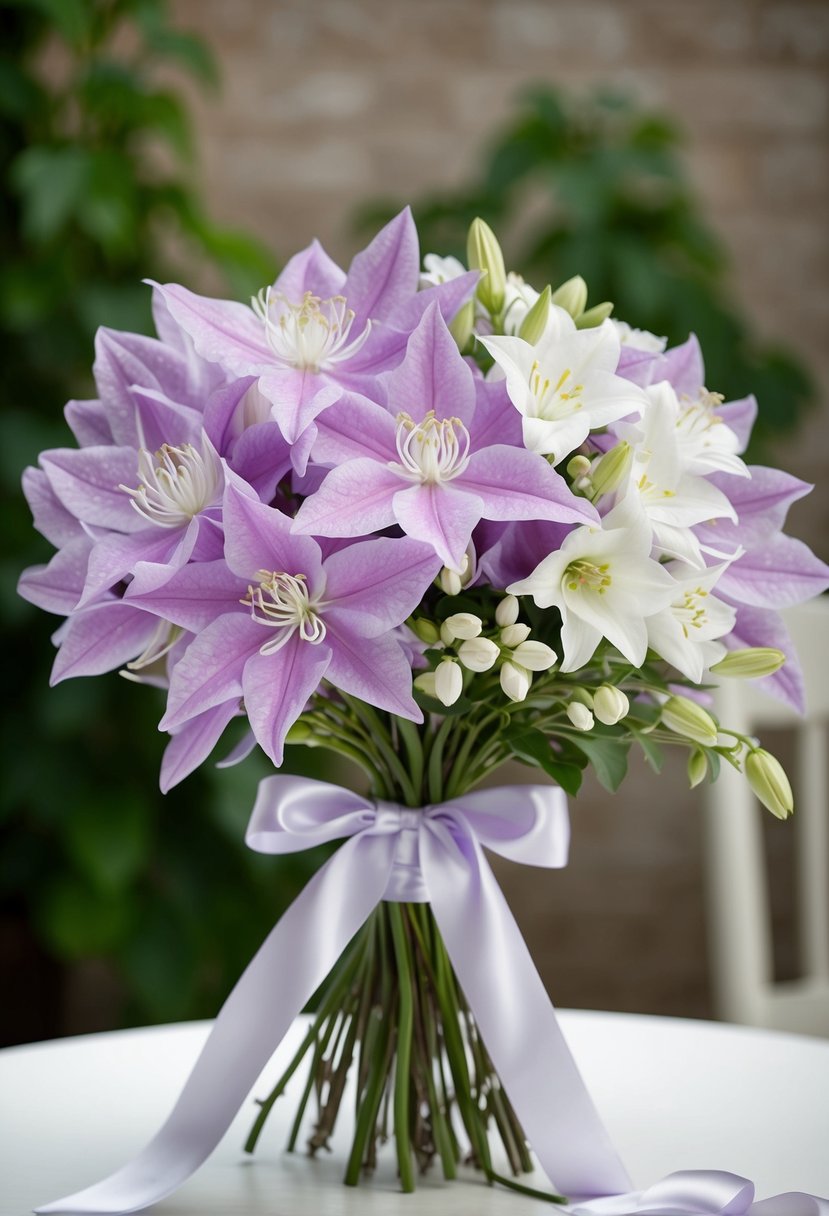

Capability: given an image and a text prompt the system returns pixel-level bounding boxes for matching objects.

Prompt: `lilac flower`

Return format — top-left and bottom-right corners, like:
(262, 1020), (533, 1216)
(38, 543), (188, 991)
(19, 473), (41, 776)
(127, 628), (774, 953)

(293, 306), (597, 571)
(151, 209), (477, 461)
(126, 483), (442, 766)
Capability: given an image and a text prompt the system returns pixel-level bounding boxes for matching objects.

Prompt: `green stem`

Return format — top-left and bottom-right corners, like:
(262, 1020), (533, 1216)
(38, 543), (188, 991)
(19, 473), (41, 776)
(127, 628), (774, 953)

(427, 716), (454, 803)
(397, 718), (425, 804)
(387, 902), (415, 1191)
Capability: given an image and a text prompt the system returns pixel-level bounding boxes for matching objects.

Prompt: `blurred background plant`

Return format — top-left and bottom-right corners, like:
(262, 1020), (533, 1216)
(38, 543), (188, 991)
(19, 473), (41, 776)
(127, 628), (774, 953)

(1, 3), (817, 1045)
(358, 84), (814, 456)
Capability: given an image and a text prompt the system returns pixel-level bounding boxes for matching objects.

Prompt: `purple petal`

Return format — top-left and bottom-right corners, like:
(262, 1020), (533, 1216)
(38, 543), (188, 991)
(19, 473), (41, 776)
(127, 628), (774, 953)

(18, 535), (93, 614)
(22, 467), (84, 547)
(160, 700), (240, 792)
(125, 558), (246, 631)
(150, 282), (271, 376)
(460, 446), (599, 525)
(65, 398), (112, 447)
(292, 460), (399, 537)
(311, 391), (398, 465)
(469, 379), (524, 451)
(50, 603), (157, 684)
(40, 446), (143, 532)
(718, 395), (757, 452)
(344, 207), (419, 325)
(661, 334), (704, 397)
(323, 537), (442, 636)
(724, 604), (805, 713)
(717, 534), (829, 608)
(386, 271), (479, 333)
(477, 519), (575, 588)
(227, 421), (291, 501)
(392, 482), (483, 571)
(161, 613), (261, 729)
(274, 238), (346, 300)
(384, 303), (476, 423)
(93, 328), (199, 446)
(129, 386), (202, 453)
(242, 635), (332, 767)
(202, 377), (257, 455)
(325, 623), (422, 722)
(616, 346), (664, 388)
(223, 482), (324, 586)
(257, 369), (342, 446)
(709, 465), (812, 537)
(80, 528), (180, 607)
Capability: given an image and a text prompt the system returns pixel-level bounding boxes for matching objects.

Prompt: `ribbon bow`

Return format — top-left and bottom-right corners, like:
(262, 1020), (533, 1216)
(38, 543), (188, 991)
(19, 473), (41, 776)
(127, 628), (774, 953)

(37, 777), (630, 1213)
(571, 1170), (829, 1216)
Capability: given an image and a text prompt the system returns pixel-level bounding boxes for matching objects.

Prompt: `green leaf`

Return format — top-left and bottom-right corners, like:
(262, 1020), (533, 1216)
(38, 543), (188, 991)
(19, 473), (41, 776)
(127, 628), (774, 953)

(15, 0), (93, 46)
(505, 727), (584, 796)
(632, 729), (665, 774)
(10, 145), (91, 242)
(561, 726), (630, 793)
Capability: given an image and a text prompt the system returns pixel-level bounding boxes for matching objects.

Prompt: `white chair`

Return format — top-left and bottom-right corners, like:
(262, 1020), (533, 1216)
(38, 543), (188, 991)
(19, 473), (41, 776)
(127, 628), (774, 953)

(703, 597), (829, 1036)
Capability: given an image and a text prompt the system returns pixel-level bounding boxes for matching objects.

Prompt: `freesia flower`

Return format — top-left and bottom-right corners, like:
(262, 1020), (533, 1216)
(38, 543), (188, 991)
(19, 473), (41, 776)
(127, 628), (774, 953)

(294, 306), (597, 570)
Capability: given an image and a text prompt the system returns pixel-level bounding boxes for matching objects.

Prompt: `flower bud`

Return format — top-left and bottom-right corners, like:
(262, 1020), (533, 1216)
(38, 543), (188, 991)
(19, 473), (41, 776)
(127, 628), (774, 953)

(518, 285), (552, 345)
(575, 301), (614, 329)
(570, 687), (594, 708)
(661, 695), (719, 747)
(687, 748), (708, 790)
(458, 636), (500, 672)
(438, 566), (462, 596)
(495, 594), (520, 627)
(590, 442), (632, 501)
(566, 454), (592, 482)
(566, 701), (594, 731)
(511, 640), (557, 672)
(710, 648), (786, 679)
(285, 719), (314, 744)
(467, 218), (506, 315)
(593, 684), (630, 726)
(551, 275), (588, 320)
(448, 298), (475, 351)
(435, 658), (463, 707)
(500, 623), (531, 648)
(414, 671), (438, 699)
(500, 659), (531, 703)
(745, 749), (794, 820)
(410, 618), (440, 645)
(441, 612), (483, 642)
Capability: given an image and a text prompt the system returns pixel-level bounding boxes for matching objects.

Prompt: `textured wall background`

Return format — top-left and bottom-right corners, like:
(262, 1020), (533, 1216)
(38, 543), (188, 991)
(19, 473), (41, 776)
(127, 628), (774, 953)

(169, 0), (829, 1020)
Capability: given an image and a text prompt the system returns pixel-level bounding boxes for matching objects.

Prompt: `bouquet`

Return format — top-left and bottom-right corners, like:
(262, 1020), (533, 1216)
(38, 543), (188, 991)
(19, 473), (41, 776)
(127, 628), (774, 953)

(20, 209), (829, 1212)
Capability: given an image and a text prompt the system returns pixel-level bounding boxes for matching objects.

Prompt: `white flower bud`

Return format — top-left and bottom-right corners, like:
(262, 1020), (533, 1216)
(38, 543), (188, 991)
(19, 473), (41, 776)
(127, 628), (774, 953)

(511, 640), (557, 672)
(566, 701), (595, 731)
(500, 660), (531, 703)
(458, 637), (500, 672)
(414, 671), (437, 699)
(439, 567), (463, 596)
(593, 684), (630, 725)
(495, 595), (520, 627)
(442, 612), (483, 641)
(434, 659), (463, 707)
(500, 623), (531, 648)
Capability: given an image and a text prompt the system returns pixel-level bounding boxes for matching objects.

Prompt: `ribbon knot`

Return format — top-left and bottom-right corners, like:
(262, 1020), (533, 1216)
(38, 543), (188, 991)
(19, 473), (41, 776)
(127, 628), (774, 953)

(373, 801), (429, 902)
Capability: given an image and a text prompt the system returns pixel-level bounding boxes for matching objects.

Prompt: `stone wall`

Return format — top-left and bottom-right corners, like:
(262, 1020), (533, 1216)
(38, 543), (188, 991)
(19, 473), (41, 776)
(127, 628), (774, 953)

(170, 0), (829, 1021)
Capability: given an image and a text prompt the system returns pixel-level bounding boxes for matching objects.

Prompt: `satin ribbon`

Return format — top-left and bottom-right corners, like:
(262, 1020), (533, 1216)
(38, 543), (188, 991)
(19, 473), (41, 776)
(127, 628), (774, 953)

(570, 1170), (829, 1216)
(37, 777), (631, 1213)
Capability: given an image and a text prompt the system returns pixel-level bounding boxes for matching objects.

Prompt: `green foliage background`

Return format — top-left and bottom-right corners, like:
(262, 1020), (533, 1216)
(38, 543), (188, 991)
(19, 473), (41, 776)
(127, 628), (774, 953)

(1, 10), (815, 1043)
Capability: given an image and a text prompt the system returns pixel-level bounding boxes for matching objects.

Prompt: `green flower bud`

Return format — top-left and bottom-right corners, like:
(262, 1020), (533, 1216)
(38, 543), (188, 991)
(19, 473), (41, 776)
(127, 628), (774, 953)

(590, 442), (632, 501)
(687, 748), (708, 790)
(414, 671), (438, 699)
(575, 301), (614, 329)
(551, 275), (588, 320)
(569, 687), (594, 708)
(467, 218), (506, 315)
(410, 617), (440, 645)
(745, 749), (794, 820)
(448, 298), (475, 351)
(710, 648), (786, 679)
(518, 284), (552, 345)
(285, 719), (314, 744)
(661, 695), (719, 746)
(566, 454), (592, 481)
(593, 684), (630, 725)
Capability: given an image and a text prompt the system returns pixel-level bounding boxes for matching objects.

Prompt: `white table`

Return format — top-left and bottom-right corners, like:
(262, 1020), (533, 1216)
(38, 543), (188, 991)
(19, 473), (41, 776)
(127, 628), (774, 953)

(1, 1012), (827, 1215)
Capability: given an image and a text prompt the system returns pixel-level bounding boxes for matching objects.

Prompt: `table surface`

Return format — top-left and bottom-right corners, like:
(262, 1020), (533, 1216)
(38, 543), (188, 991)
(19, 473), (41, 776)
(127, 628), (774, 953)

(1, 1011), (827, 1216)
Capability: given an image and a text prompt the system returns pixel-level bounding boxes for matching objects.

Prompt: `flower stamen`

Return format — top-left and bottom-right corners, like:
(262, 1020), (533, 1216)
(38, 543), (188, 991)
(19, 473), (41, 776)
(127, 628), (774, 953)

(241, 570), (326, 655)
(120, 443), (222, 528)
(390, 411), (471, 485)
(251, 288), (371, 372)
(564, 558), (612, 595)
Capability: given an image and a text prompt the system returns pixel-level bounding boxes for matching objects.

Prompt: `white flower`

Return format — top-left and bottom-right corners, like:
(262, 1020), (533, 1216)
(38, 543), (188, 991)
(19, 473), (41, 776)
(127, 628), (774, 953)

(611, 320), (667, 353)
(420, 253), (467, 289)
(501, 272), (541, 335)
(646, 561), (736, 682)
(509, 503), (676, 672)
(479, 316), (647, 465)
(674, 389), (749, 479)
(593, 684), (630, 725)
(566, 701), (595, 731)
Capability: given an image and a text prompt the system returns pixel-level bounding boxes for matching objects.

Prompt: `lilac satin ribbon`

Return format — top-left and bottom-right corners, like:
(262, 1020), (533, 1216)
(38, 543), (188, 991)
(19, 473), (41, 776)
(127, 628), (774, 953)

(570, 1170), (829, 1216)
(36, 777), (631, 1213)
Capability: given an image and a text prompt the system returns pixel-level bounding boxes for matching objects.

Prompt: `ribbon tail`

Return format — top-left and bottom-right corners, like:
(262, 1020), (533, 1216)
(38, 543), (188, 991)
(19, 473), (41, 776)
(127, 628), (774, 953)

(36, 833), (396, 1215)
(423, 828), (632, 1199)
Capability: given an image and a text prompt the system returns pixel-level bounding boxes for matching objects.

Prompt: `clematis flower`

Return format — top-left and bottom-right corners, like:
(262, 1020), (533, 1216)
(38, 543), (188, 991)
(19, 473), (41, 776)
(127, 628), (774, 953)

(293, 305), (597, 571)
(151, 209), (477, 463)
(479, 311), (647, 464)
(126, 483), (442, 766)
(508, 504), (676, 672)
